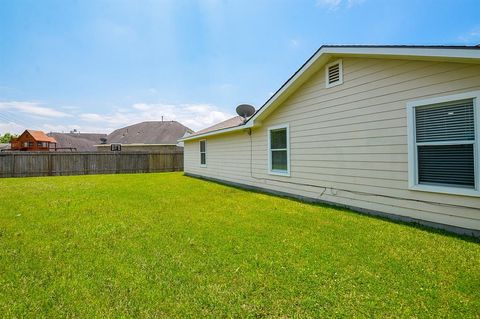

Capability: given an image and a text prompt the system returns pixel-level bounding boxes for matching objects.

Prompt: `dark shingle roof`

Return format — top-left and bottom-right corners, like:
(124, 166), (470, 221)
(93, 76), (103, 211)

(48, 133), (107, 151)
(106, 121), (193, 144)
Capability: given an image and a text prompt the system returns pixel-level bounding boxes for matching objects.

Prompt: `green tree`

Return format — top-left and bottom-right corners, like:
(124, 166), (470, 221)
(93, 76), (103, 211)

(0, 133), (16, 143)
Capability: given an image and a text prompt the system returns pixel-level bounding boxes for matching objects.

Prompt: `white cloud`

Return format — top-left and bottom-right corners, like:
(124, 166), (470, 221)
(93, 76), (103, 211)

(92, 19), (136, 43)
(147, 88), (159, 95)
(0, 101), (71, 118)
(0, 122), (24, 135)
(41, 123), (114, 134)
(316, 0), (365, 10)
(316, 0), (341, 10)
(79, 113), (106, 122)
(0, 99), (234, 134)
(346, 0), (365, 8)
(289, 38), (300, 48)
(60, 105), (80, 110)
(458, 26), (480, 44)
(79, 102), (234, 131)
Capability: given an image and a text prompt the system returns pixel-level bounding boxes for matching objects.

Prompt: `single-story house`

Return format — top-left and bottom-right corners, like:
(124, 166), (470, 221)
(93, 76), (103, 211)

(96, 121), (193, 152)
(180, 45), (480, 236)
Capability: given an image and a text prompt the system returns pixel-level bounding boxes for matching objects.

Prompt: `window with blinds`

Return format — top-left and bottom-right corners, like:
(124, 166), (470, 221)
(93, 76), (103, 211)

(412, 97), (477, 191)
(325, 59), (343, 88)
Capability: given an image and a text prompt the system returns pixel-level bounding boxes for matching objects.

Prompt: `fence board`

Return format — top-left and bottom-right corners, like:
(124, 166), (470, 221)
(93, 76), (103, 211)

(0, 151), (184, 178)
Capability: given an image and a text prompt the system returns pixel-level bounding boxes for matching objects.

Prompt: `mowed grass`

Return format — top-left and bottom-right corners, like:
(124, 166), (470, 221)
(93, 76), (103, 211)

(0, 173), (478, 318)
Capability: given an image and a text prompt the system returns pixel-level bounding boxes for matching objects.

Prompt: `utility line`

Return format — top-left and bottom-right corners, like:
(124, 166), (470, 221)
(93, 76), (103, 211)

(1, 109), (31, 126)
(0, 111), (31, 128)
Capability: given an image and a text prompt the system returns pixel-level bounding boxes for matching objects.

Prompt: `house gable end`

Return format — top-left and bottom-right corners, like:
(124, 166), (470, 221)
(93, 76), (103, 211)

(180, 46), (480, 142)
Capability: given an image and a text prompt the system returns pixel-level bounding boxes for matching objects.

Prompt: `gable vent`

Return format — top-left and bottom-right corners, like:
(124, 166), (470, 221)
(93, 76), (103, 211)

(325, 59), (343, 88)
(328, 64), (340, 83)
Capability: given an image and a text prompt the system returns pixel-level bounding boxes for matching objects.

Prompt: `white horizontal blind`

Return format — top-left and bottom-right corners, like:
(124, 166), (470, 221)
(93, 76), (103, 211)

(415, 99), (475, 188)
(415, 99), (475, 142)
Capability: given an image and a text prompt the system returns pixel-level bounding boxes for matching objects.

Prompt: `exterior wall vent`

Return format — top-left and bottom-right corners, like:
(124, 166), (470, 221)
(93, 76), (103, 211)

(325, 59), (343, 88)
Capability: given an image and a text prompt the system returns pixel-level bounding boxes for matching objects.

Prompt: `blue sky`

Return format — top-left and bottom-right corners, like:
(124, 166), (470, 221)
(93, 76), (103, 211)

(0, 0), (479, 134)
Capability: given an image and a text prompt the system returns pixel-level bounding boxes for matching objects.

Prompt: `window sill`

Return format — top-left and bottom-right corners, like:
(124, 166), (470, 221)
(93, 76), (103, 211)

(200, 164), (207, 168)
(409, 184), (480, 197)
(268, 170), (290, 177)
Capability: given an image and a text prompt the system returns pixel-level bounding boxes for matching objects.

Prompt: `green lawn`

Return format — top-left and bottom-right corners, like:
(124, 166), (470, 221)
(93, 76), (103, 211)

(0, 173), (478, 318)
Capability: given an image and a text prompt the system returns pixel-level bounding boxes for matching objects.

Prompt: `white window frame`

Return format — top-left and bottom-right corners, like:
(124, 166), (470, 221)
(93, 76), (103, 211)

(268, 124), (290, 176)
(407, 90), (480, 197)
(199, 139), (207, 167)
(325, 59), (343, 88)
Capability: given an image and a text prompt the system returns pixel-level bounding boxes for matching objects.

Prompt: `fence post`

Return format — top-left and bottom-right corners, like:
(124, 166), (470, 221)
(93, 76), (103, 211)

(84, 153), (88, 175)
(47, 153), (53, 176)
(115, 152), (120, 174)
(147, 153), (151, 173)
(11, 153), (15, 178)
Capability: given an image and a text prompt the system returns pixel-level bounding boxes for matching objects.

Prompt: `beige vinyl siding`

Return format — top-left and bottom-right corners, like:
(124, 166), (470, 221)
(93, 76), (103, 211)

(184, 57), (480, 231)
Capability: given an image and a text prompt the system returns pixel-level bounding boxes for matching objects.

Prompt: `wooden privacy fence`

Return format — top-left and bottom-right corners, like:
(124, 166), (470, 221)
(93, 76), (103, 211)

(0, 151), (183, 178)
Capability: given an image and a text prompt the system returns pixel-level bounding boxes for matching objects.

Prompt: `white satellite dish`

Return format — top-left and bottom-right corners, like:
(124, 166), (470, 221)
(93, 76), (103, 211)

(236, 104), (255, 119)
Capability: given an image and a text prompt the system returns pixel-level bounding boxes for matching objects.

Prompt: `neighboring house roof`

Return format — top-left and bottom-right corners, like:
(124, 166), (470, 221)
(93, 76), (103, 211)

(26, 130), (57, 143)
(180, 45), (480, 141)
(48, 133), (107, 151)
(105, 121), (193, 145)
(0, 143), (10, 150)
(186, 116), (244, 137)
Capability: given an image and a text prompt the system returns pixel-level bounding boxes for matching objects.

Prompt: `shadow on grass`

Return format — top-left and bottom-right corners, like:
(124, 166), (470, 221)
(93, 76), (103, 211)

(184, 174), (480, 244)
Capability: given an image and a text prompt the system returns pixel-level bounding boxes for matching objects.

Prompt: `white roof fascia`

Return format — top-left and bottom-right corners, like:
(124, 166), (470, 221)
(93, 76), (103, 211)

(182, 46), (480, 142)
(178, 121), (253, 142)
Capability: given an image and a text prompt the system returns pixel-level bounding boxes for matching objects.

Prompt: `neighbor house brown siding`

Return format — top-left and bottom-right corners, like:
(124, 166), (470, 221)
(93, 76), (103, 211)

(10, 131), (56, 151)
